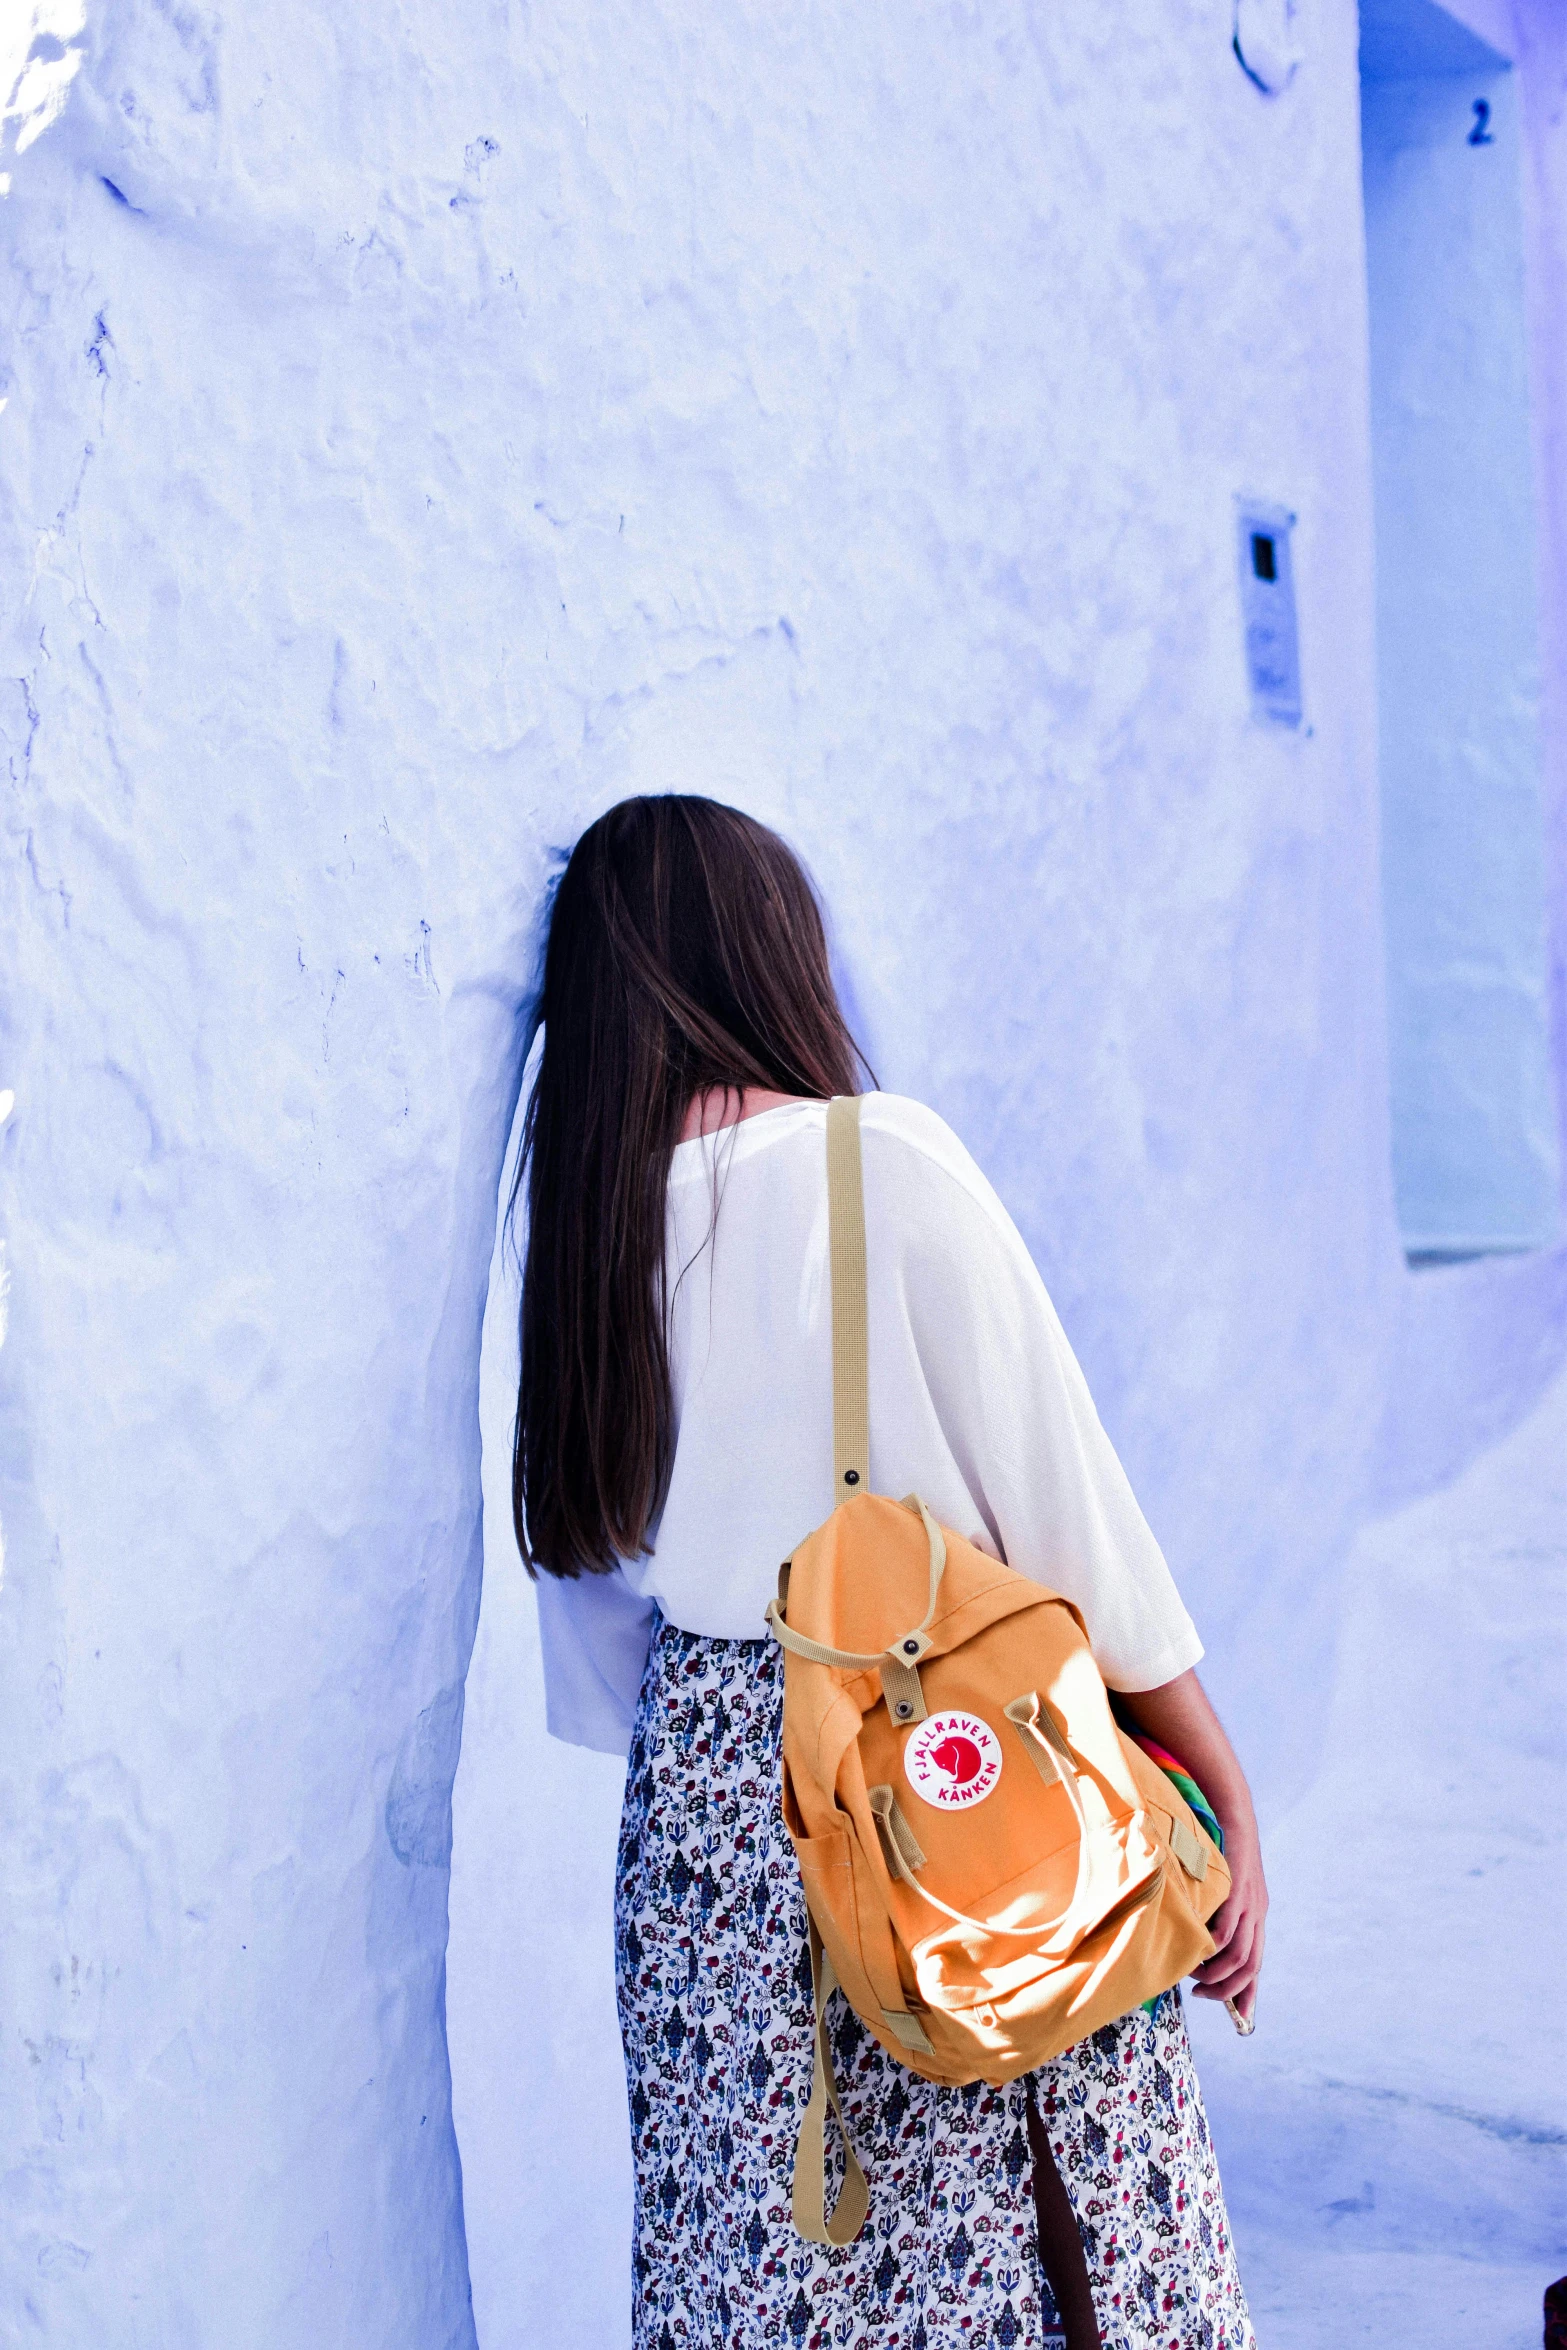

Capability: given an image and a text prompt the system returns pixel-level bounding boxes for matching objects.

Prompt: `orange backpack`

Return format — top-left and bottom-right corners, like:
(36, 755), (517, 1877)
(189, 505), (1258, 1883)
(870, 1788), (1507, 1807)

(766, 1096), (1231, 2244)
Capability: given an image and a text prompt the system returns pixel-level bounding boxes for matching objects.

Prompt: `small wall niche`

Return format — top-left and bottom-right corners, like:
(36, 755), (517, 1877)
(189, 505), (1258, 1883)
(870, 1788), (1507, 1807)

(1237, 501), (1303, 726)
(1360, 0), (1561, 1263)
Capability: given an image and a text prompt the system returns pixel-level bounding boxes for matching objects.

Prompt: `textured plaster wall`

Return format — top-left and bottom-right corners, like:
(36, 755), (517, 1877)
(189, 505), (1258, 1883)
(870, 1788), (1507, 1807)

(0, 4), (1562, 2350)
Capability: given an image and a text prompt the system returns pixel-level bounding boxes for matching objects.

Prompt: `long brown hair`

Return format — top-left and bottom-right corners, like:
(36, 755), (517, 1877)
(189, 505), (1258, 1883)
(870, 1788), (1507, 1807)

(513, 795), (871, 1578)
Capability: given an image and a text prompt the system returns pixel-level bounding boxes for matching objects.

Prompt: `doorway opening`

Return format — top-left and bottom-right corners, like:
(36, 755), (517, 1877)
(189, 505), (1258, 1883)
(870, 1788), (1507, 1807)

(1360, 0), (1561, 1263)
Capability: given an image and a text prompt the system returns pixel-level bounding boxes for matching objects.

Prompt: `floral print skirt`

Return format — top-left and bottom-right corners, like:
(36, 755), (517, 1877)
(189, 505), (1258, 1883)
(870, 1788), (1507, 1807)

(615, 1620), (1256, 2350)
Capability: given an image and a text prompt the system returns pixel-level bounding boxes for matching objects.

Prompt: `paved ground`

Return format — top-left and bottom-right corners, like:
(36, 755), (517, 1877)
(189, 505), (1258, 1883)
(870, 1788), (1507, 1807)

(1195, 1365), (1567, 2349)
(1242, 2246), (1550, 2346)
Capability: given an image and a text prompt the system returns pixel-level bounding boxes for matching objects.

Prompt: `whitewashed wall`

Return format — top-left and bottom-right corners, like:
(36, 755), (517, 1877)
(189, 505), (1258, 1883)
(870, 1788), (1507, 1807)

(1, 1), (1562, 2346)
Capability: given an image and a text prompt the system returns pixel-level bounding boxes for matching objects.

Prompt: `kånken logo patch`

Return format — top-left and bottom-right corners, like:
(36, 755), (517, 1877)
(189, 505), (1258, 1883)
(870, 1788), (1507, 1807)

(903, 1709), (1003, 1810)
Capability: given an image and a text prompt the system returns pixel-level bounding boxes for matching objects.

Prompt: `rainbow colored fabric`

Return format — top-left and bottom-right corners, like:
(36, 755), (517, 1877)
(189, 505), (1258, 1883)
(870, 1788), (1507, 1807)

(1126, 1731), (1225, 1855)
(1122, 1729), (1225, 2016)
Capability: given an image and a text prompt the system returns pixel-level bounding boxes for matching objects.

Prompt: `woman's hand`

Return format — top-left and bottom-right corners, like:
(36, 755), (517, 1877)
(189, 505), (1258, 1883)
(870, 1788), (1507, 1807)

(1189, 1811), (1267, 2024)
(1113, 1667), (1269, 2027)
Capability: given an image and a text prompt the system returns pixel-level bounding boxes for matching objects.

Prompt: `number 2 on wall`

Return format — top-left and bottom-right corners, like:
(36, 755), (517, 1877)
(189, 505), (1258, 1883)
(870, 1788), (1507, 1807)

(1468, 99), (1494, 147)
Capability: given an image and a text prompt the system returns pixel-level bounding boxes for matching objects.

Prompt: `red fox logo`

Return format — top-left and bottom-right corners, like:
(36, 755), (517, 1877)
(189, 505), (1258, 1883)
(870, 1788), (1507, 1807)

(929, 1734), (983, 1786)
(905, 1710), (1003, 1810)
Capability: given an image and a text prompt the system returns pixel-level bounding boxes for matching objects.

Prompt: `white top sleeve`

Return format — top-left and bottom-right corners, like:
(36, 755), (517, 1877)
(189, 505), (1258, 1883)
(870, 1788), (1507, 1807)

(534, 1565), (657, 1759)
(536, 1094), (1202, 1752)
(874, 1104), (1204, 1694)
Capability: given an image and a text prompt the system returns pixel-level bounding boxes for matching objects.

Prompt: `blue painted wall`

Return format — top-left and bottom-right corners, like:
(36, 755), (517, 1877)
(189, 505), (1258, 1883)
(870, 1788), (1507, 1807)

(1363, 13), (1561, 1254)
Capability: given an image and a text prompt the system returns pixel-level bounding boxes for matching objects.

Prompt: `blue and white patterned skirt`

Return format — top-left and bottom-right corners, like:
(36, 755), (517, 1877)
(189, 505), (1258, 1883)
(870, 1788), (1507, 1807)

(615, 1619), (1256, 2350)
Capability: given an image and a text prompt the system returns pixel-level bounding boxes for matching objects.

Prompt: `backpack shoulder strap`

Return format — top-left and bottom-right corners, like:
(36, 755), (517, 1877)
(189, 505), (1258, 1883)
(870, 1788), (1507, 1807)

(826, 1094), (869, 1501)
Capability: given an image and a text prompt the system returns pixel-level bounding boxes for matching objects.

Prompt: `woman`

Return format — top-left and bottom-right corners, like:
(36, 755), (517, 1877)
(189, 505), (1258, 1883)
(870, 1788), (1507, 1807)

(516, 795), (1265, 2350)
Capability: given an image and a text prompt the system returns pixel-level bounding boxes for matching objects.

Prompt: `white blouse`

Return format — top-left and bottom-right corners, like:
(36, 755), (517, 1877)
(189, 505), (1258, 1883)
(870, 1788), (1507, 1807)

(534, 1093), (1202, 1755)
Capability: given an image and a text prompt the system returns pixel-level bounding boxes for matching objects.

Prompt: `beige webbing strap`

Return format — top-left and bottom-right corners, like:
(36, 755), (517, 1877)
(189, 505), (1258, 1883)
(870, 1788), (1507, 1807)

(791, 1919), (871, 2246)
(867, 1783), (928, 1874)
(826, 1095), (869, 1503)
(1164, 1813), (1211, 1882)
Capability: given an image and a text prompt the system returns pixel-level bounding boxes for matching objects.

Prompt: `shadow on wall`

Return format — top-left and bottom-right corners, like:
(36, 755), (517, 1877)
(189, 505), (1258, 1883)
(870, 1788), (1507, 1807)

(1359, 0), (1567, 1504)
(1362, 0), (1560, 1262)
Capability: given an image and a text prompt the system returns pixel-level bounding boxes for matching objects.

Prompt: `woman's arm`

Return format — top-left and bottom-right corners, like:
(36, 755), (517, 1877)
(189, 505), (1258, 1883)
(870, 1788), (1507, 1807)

(1116, 1668), (1268, 2025)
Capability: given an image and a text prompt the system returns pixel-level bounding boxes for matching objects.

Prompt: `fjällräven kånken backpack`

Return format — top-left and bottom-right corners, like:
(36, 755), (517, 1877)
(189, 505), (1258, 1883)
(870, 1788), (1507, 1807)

(766, 1096), (1231, 2242)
